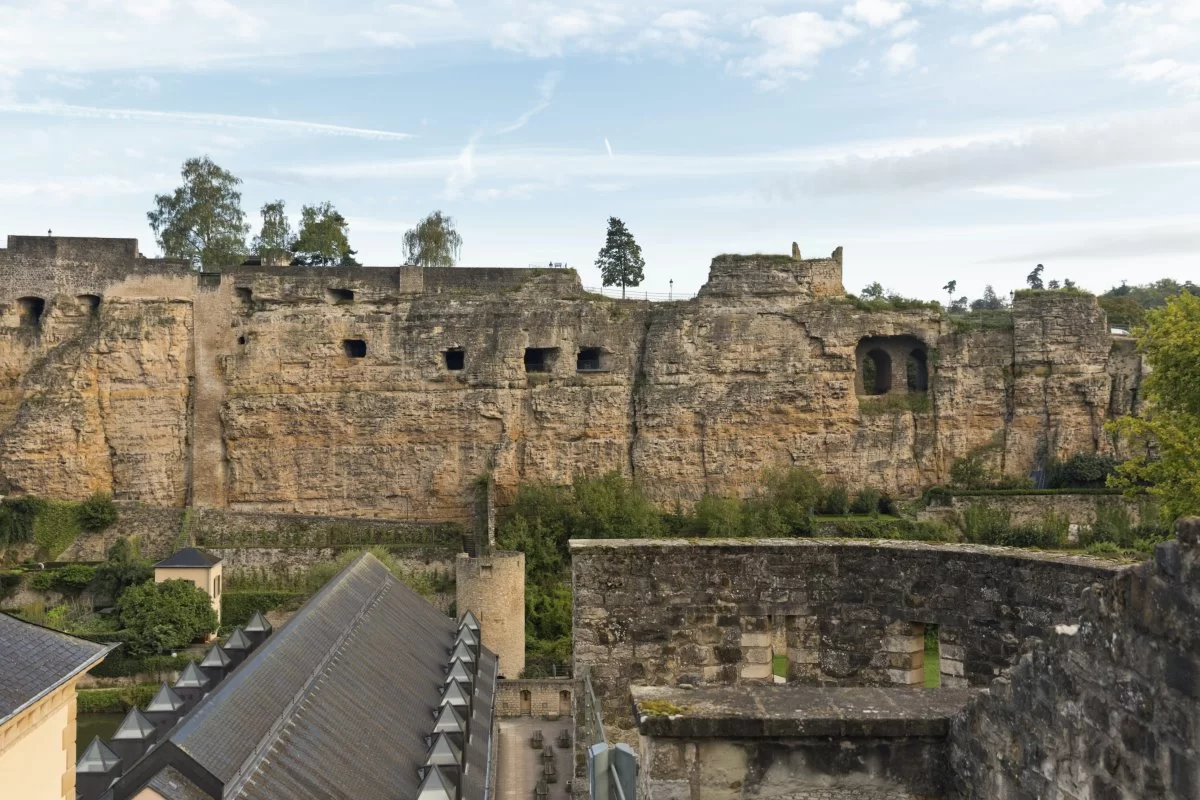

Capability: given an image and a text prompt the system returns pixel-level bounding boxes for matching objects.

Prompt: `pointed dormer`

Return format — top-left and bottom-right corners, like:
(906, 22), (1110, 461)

(76, 736), (122, 800)
(199, 643), (232, 686)
(416, 764), (456, 800)
(224, 626), (254, 667)
(173, 661), (210, 711)
(109, 707), (158, 767)
(143, 683), (186, 737)
(244, 610), (273, 647)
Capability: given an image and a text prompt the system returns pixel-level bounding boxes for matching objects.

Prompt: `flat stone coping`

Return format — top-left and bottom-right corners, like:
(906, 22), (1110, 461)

(631, 685), (983, 739)
(570, 536), (1129, 569)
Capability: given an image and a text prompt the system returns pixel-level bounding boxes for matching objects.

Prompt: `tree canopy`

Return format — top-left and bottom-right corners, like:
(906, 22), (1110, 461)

(1099, 278), (1200, 329)
(1109, 291), (1200, 521)
(252, 200), (293, 266)
(403, 210), (462, 268)
(147, 156), (249, 269)
(93, 537), (153, 602)
(119, 578), (217, 657)
(292, 202), (360, 266)
(595, 217), (645, 298)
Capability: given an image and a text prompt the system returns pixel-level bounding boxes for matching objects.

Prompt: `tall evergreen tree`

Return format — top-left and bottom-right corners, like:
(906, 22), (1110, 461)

(251, 200), (293, 266)
(402, 210), (462, 268)
(594, 216), (645, 298)
(1026, 264), (1045, 290)
(147, 156), (249, 269)
(292, 202), (360, 267)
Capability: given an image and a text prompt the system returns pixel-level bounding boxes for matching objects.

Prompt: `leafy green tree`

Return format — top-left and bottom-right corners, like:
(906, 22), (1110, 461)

(970, 285), (1006, 311)
(1109, 291), (1200, 520)
(77, 492), (118, 532)
(119, 579), (217, 657)
(595, 216), (645, 298)
(942, 280), (957, 301)
(292, 202), (360, 266)
(860, 282), (885, 301)
(1048, 279), (1060, 290)
(403, 210), (462, 268)
(147, 156), (249, 269)
(1026, 264), (1045, 290)
(93, 537), (153, 602)
(251, 200), (293, 266)
(1099, 278), (1200, 329)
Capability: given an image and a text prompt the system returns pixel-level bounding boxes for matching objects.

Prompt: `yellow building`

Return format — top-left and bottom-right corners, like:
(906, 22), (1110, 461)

(153, 548), (224, 625)
(0, 613), (114, 800)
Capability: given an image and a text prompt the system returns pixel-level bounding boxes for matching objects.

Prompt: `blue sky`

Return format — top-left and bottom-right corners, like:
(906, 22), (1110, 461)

(0, 0), (1197, 300)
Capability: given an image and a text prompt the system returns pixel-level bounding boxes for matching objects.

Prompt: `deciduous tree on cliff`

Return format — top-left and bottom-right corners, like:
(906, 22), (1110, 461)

(251, 200), (293, 266)
(595, 217), (645, 299)
(1108, 290), (1200, 520)
(148, 156), (249, 269)
(292, 202), (360, 266)
(402, 210), (462, 267)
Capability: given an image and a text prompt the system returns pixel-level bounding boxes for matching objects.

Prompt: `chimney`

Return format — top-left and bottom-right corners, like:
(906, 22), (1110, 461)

(223, 626), (254, 668)
(173, 662), (211, 711)
(76, 736), (121, 800)
(244, 610), (273, 647)
(199, 644), (233, 686)
(143, 683), (187, 738)
(108, 707), (158, 769)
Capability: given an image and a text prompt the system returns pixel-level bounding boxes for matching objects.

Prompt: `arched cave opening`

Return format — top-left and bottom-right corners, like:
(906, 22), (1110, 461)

(906, 349), (929, 392)
(77, 294), (101, 316)
(326, 287), (354, 304)
(17, 296), (45, 329)
(862, 349), (891, 395)
(343, 339), (367, 358)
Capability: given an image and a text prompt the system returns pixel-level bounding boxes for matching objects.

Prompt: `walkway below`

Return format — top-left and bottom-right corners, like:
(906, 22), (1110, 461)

(496, 716), (574, 800)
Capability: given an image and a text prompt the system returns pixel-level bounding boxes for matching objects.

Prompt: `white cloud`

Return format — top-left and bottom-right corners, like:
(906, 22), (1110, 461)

(844, 0), (910, 28)
(604, 137), (613, 159)
(362, 30), (413, 47)
(1120, 59), (1200, 94)
(972, 184), (1098, 199)
(444, 133), (480, 199)
(736, 13), (859, 87)
(978, 0), (1104, 24)
(970, 14), (1060, 52)
(884, 41), (918, 72)
(495, 71), (562, 134)
(113, 75), (161, 93)
(0, 102), (413, 140)
(46, 74), (92, 90)
(888, 19), (921, 38)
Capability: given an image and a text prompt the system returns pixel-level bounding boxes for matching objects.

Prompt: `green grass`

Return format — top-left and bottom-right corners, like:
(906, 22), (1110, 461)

(924, 631), (940, 688)
(772, 654), (788, 678)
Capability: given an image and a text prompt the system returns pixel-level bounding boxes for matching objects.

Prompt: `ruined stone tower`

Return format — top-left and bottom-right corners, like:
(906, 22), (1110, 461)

(456, 551), (525, 678)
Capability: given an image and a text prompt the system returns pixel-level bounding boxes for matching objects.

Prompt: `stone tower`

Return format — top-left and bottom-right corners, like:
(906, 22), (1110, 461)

(456, 551), (525, 678)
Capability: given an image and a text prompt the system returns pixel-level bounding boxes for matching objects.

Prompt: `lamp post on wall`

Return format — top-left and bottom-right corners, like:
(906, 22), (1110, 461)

(669, 279), (673, 301)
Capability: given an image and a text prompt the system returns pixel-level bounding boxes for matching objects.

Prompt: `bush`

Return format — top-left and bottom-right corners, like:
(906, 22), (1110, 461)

(92, 538), (153, 602)
(692, 494), (745, 537)
(221, 591), (302, 628)
(961, 504), (1012, 545)
(52, 564), (96, 595)
(0, 572), (20, 598)
(816, 517), (958, 542)
(77, 493), (119, 531)
(28, 570), (55, 591)
(850, 488), (881, 516)
(820, 485), (850, 516)
(950, 453), (994, 490)
(1087, 502), (1136, 548)
(0, 496), (44, 547)
(76, 684), (158, 714)
(119, 579), (218, 657)
(87, 652), (194, 679)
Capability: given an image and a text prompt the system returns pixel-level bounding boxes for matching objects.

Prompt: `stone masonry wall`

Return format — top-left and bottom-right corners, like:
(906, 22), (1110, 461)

(571, 539), (1123, 729)
(950, 517), (1200, 799)
(918, 493), (1145, 532)
(0, 237), (1143, 524)
(495, 679), (576, 718)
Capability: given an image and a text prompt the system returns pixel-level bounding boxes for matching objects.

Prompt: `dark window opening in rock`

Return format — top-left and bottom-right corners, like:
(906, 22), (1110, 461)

(863, 349), (891, 395)
(235, 287), (253, 305)
(924, 623), (940, 688)
(576, 347), (604, 372)
(907, 350), (929, 392)
(343, 339), (367, 358)
(17, 297), (45, 329)
(524, 347), (557, 373)
(444, 348), (465, 370)
(327, 287), (354, 304)
(77, 294), (101, 315)
(237, 335), (247, 346)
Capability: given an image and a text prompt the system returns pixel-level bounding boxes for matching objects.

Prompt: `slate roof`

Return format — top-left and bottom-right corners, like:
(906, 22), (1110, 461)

(154, 548), (222, 568)
(117, 553), (497, 800)
(0, 612), (114, 724)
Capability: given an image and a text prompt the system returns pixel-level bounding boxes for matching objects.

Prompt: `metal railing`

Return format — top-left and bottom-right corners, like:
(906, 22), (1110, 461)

(583, 286), (696, 302)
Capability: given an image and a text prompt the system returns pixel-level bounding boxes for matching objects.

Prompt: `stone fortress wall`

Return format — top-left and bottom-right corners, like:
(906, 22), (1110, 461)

(0, 233), (1144, 523)
(571, 538), (1124, 727)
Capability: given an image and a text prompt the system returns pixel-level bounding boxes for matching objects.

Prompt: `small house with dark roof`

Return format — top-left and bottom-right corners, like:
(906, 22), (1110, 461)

(154, 548), (223, 624)
(111, 552), (498, 800)
(0, 612), (115, 800)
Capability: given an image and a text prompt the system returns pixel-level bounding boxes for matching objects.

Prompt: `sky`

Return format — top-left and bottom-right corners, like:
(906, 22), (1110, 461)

(0, 0), (1197, 301)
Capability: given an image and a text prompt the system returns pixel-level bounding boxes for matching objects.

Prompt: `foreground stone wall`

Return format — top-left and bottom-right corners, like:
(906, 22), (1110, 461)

(572, 539), (1123, 727)
(918, 492), (1146, 531)
(950, 518), (1200, 798)
(0, 236), (1143, 523)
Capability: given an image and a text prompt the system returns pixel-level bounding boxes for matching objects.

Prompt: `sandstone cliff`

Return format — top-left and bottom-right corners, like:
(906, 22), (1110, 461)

(0, 235), (1143, 522)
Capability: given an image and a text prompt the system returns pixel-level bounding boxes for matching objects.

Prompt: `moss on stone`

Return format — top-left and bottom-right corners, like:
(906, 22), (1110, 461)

(639, 699), (690, 717)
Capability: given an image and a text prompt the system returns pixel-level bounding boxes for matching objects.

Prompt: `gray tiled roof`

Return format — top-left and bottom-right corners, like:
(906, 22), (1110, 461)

(126, 552), (497, 800)
(78, 737), (121, 773)
(0, 612), (113, 724)
(154, 547), (221, 568)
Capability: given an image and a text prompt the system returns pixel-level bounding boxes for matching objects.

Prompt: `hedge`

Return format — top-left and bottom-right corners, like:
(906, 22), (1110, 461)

(813, 517), (958, 542)
(924, 486), (1126, 506)
(87, 652), (194, 679)
(221, 590), (303, 628)
(76, 684), (158, 714)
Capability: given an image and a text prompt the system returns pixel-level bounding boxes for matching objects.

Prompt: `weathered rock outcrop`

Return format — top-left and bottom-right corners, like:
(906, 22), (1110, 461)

(0, 235), (1143, 521)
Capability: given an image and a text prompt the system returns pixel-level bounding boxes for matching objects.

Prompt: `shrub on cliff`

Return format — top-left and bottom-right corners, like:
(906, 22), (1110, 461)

(119, 579), (217, 657)
(77, 493), (119, 531)
(93, 538), (153, 602)
(52, 564), (96, 595)
(1047, 453), (1117, 489)
(0, 496), (44, 547)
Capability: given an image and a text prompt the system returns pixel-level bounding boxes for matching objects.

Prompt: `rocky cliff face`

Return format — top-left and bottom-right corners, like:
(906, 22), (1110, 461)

(0, 236), (1143, 521)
